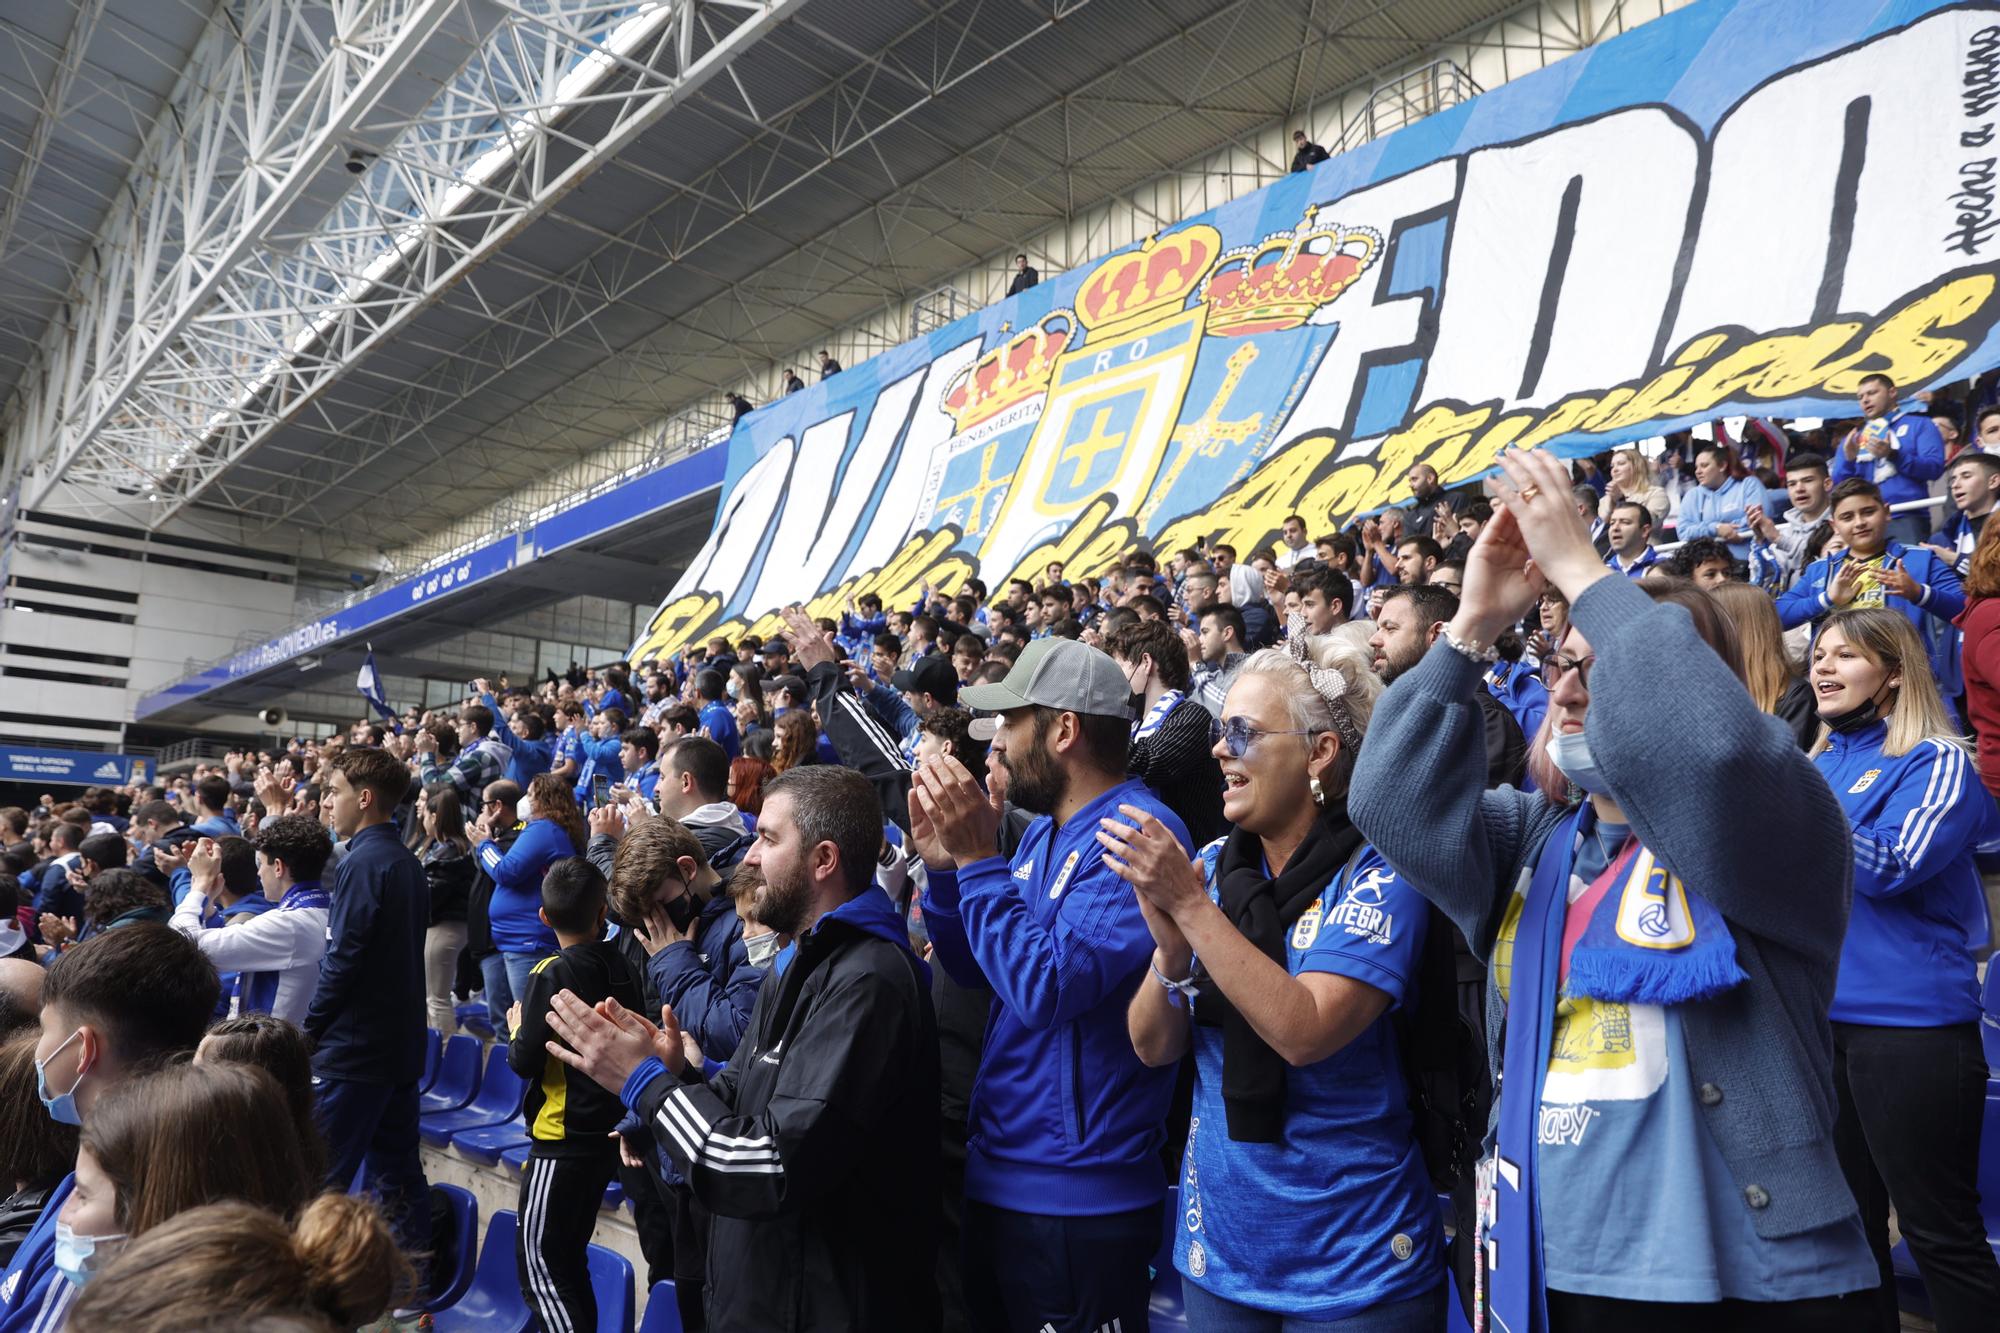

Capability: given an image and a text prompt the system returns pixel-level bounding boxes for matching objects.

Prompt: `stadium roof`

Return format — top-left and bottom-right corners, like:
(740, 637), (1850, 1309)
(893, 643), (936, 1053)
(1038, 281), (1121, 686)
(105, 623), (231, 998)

(0, 0), (1529, 555)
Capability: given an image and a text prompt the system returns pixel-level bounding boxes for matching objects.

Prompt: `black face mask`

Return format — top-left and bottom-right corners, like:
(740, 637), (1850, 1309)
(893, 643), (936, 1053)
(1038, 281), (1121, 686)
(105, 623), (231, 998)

(1823, 683), (1893, 735)
(1127, 690), (1147, 720)
(664, 890), (700, 931)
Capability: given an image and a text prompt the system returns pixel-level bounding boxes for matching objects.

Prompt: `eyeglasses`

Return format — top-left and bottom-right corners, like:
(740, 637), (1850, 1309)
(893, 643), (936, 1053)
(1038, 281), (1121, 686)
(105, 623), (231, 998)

(1217, 716), (1320, 758)
(1541, 652), (1596, 687)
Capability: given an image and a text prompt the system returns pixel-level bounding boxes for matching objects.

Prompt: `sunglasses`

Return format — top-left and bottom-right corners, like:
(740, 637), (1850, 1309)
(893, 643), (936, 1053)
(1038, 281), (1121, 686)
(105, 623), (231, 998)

(1217, 716), (1320, 758)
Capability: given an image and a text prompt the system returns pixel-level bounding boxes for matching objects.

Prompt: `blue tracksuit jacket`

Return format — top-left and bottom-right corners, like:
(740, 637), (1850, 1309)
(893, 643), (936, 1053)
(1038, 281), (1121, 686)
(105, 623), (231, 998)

(1831, 411), (1946, 509)
(476, 819), (570, 954)
(1815, 722), (1988, 1026)
(922, 779), (1191, 1216)
(304, 822), (429, 1085)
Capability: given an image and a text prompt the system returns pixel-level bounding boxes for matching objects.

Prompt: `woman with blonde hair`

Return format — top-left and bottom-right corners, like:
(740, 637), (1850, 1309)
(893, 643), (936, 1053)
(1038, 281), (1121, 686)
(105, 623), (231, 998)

(1597, 446), (1670, 526)
(1708, 581), (1816, 749)
(1809, 607), (2000, 1330)
(1104, 620), (1452, 1330)
(66, 1195), (410, 1332)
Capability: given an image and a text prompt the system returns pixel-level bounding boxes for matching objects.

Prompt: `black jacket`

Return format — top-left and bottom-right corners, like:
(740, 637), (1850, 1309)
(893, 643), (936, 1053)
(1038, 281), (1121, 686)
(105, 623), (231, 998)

(304, 823), (429, 1085)
(1476, 687), (1528, 790)
(806, 661), (912, 831)
(509, 939), (645, 1156)
(1006, 265), (1038, 295)
(1290, 140), (1330, 172)
(424, 844), (475, 925)
(636, 907), (940, 1332)
(1128, 695), (1226, 846)
(466, 821), (523, 959)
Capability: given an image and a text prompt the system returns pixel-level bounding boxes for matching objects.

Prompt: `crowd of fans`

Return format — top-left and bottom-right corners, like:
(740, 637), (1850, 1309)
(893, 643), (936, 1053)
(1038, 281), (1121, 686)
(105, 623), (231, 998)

(0, 372), (1996, 1331)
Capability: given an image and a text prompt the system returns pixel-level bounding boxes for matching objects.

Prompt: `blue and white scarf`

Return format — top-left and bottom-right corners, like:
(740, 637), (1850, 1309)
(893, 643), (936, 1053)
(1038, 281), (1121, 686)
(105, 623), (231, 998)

(1483, 808), (1745, 1333)
(1133, 689), (1185, 741)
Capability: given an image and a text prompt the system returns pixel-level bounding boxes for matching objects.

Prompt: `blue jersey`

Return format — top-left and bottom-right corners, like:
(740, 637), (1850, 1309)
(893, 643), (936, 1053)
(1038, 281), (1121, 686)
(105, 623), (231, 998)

(0, 1175), (70, 1333)
(1177, 843), (1444, 1317)
(700, 701), (741, 759)
(1815, 723), (1988, 1026)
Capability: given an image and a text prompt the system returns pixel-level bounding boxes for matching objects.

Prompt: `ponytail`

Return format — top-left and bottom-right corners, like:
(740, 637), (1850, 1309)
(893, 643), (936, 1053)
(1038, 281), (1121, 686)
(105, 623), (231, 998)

(66, 1195), (412, 1333)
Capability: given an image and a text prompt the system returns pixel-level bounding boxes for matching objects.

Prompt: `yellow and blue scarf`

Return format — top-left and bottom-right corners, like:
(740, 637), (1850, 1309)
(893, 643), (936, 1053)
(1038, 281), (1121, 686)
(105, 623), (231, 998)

(1485, 808), (1745, 1333)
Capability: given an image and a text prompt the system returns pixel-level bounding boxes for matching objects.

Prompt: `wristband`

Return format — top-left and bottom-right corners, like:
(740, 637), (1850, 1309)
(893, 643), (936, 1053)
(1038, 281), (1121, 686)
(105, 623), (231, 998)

(1441, 625), (1499, 665)
(1150, 960), (1200, 1005)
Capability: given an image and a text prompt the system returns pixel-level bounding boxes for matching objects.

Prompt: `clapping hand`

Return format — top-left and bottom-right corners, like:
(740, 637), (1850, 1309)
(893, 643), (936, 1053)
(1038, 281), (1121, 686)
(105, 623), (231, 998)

(909, 756), (1001, 868)
(1879, 557), (1922, 602)
(1095, 805), (1202, 972)
(1828, 557), (1861, 607)
(543, 993), (688, 1092)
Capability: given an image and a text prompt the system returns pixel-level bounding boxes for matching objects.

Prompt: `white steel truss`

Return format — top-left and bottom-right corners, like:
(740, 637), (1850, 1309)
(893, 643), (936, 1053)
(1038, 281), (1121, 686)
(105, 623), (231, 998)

(3, 0), (803, 525)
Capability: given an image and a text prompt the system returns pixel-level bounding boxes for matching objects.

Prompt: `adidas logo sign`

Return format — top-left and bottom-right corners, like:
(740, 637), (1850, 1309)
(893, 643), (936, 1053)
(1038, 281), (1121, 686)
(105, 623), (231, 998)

(92, 761), (122, 779)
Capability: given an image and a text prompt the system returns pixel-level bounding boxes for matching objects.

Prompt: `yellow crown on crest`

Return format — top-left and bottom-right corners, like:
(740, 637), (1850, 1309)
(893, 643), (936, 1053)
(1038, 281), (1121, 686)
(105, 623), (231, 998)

(1199, 208), (1382, 336)
(1074, 225), (1223, 338)
(940, 310), (1076, 434)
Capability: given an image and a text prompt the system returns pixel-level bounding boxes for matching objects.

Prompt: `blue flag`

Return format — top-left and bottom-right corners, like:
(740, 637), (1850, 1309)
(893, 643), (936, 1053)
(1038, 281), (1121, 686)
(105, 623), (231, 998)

(356, 648), (401, 733)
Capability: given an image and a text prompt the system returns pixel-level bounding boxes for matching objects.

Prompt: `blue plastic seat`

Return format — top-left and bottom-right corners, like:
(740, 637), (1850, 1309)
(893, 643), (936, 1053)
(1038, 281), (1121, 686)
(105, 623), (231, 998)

(419, 1034), (482, 1117)
(500, 1141), (532, 1174)
(399, 1183), (477, 1316)
(639, 1280), (684, 1333)
(453, 1116), (530, 1166)
(588, 1242), (636, 1333)
(420, 1045), (527, 1148)
(417, 1028), (442, 1094)
(430, 1208), (530, 1333)
(603, 1178), (626, 1211)
(458, 1001), (496, 1040)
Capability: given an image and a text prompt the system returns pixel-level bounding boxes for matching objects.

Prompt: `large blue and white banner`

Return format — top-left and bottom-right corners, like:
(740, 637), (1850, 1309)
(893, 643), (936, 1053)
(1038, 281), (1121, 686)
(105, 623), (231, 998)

(633, 0), (2000, 660)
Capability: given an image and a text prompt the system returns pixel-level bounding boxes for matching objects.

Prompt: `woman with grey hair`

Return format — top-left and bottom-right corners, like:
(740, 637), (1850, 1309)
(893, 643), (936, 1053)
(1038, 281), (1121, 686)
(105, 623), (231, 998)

(1100, 622), (1448, 1332)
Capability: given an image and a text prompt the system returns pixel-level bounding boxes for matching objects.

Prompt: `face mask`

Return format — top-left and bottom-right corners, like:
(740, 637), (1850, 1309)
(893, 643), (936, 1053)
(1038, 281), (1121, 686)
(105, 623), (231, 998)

(1823, 686), (1892, 735)
(1544, 729), (1615, 797)
(54, 1221), (127, 1288)
(665, 890), (700, 932)
(516, 796), (533, 822)
(726, 680), (741, 700)
(744, 931), (781, 969)
(36, 1029), (85, 1127)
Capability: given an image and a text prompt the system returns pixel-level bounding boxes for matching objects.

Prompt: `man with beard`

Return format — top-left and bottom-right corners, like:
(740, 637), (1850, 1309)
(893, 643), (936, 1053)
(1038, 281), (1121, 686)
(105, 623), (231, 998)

(1368, 584), (1526, 789)
(910, 637), (1194, 1333)
(547, 765), (940, 1331)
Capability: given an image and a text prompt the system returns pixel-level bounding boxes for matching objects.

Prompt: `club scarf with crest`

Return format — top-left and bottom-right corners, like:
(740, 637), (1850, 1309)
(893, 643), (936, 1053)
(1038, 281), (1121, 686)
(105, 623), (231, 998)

(1486, 806), (1745, 1333)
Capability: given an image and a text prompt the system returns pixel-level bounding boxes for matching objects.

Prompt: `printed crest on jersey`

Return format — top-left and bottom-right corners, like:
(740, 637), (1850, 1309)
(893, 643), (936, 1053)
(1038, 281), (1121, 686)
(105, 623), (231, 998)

(1049, 849), (1082, 899)
(1291, 900), (1324, 950)
(1848, 768), (1882, 794)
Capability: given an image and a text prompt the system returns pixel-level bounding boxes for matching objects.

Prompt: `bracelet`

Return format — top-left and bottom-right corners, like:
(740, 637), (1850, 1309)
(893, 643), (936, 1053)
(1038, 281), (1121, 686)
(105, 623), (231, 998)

(1150, 960), (1200, 1003)
(1441, 625), (1499, 664)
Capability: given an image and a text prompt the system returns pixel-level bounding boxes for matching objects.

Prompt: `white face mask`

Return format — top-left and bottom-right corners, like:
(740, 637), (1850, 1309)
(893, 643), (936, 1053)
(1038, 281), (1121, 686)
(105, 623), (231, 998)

(516, 796), (533, 823)
(744, 931), (781, 969)
(1544, 729), (1614, 797)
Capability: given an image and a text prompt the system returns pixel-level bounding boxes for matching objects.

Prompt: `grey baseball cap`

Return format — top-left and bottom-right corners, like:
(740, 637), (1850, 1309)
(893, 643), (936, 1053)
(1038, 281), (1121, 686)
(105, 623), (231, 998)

(961, 637), (1132, 739)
